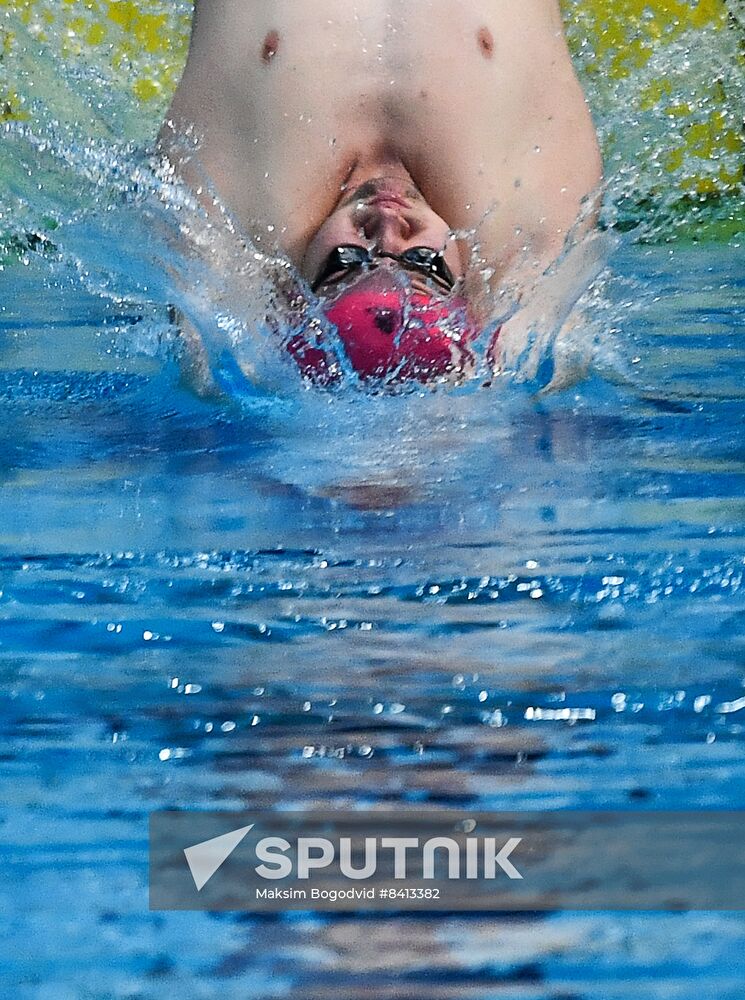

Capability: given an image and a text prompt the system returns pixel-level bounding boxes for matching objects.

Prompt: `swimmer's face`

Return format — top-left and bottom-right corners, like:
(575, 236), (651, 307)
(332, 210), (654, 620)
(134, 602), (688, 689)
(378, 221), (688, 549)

(302, 178), (465, 295)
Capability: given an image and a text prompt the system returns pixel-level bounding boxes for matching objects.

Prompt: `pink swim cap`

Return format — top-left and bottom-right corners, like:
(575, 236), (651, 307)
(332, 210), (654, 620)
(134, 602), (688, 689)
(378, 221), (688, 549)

(287, 275), (478, 385)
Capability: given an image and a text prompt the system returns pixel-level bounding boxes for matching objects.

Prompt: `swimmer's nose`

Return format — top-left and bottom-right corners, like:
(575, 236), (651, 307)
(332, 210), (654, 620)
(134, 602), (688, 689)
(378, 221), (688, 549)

(357, 204), (416, 250)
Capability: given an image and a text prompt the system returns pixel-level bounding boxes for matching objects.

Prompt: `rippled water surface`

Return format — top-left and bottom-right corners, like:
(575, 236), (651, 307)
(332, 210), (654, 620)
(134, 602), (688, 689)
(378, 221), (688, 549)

(1, 240), (745, 997)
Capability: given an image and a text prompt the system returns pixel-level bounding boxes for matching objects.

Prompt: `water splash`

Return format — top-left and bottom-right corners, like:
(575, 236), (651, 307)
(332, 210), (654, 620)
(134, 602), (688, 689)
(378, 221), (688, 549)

(566, 0), (744, 239)
(0, 0), (742, 397)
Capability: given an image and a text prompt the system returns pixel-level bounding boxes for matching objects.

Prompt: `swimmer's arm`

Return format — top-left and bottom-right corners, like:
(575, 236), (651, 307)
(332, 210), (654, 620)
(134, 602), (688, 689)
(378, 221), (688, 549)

(168, 307), (226, 399)
(487, 226), (612, 384)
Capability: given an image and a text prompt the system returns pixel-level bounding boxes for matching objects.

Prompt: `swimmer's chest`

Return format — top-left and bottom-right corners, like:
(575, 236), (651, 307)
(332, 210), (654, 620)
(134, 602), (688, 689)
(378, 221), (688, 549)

(252, 3), (501, 151)
(193, 0), (558, 251)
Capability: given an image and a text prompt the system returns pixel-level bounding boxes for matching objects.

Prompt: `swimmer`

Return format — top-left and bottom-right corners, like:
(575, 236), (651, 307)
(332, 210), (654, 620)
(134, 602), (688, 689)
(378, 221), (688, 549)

(159, 0), (603, 387)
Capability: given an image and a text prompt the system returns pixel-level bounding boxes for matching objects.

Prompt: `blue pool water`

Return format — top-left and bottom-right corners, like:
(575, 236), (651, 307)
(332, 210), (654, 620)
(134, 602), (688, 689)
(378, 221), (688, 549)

(2, 239), (745, 997)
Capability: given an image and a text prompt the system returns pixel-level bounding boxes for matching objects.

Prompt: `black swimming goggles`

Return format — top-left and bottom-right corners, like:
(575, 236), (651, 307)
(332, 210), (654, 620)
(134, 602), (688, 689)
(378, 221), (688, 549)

(312, 244), (457, 294)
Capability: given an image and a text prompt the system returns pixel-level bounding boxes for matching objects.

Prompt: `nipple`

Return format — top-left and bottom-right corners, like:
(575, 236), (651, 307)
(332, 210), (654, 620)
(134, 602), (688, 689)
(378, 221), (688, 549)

(477, 27), (494, 59)
(262, 30), (280, 65)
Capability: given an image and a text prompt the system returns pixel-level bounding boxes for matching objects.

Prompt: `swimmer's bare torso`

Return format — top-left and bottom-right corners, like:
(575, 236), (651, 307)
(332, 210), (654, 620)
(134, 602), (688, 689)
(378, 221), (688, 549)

(161, 0), (601, 294)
